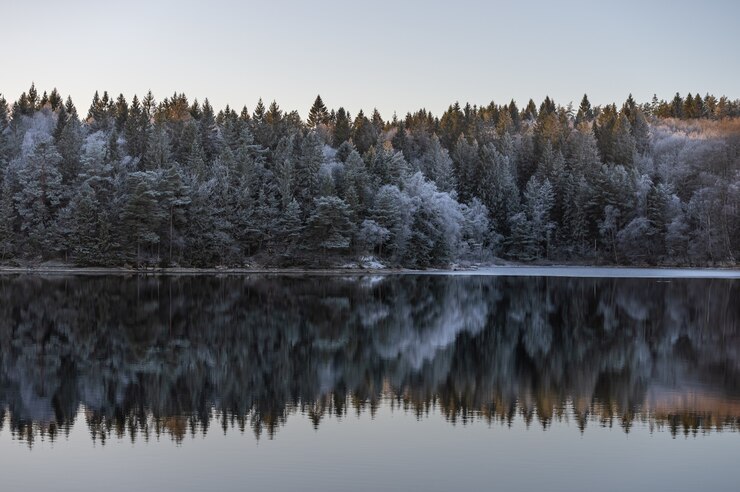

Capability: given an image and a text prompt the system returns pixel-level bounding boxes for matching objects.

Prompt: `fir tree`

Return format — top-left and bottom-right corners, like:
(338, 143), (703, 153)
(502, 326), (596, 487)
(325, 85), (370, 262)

(575, 94), (593, 124)
(307, 95), (329, 128)
(14, 140), (64, 256)
(333, 107), (351, 146)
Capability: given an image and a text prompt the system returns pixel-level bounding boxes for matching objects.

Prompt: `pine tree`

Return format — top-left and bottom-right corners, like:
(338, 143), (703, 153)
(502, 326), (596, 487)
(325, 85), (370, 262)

(307, 95), (329, 128)
(439, 102), (465, 149)
(157, 165), (191, 265)
(370, 143), (409, 186)
(14, 140), (64, 257)
(0, 94), (10, 170)
(27, 83), (39, 112)
(142, 123), (173, 170)
(305, 196), (354, 257)
(186, 137), (208, 180)
(48, 88), (63, 111)
(575, 94), (593, 124)
(296, 131), (324, 205)
(125, 95), (149, 158)
(199, 99), (220, 159)
(68, 181), (115, 265)
(0, 174), (17, 260)
(333, 107), (351, 146)
(451, 135), (479, 202)
(276, 198), (303, 254)
(612, 113), (636, 166)
(523, 176), (555, 258)
(477, 144), (520, 234)
(418, 134), (455, 191)
(671, 93), (684, 118)
(272, 134), (295, 209)
(114, 94), (129, 132)
(371, 108), (384, 134)
(351, 110), (376, 154)
(252, 98), (266, 123)
(55, 97), (83, 184)
(120, 174), (163, 265)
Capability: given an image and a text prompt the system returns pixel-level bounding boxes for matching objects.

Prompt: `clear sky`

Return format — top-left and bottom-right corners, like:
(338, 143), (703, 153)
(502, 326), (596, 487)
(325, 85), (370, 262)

(2, 0), (739, 119)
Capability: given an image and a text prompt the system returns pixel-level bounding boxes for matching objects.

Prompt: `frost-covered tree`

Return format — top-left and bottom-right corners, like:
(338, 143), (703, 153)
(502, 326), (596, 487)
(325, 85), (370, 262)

(0, 87), (737, 268)
(305, 196), (355, 255)
(416, 134), (455, 192)
(120, 173), (163, 265)
(14, 140), (64, 256)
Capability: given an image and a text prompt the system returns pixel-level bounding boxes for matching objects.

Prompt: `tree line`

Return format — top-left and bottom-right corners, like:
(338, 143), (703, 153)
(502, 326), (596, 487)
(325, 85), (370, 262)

(0, 84), (739, 267)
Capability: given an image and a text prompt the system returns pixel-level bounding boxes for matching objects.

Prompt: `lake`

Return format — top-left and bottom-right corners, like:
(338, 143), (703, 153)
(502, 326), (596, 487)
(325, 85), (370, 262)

(0, 273), (739, 491)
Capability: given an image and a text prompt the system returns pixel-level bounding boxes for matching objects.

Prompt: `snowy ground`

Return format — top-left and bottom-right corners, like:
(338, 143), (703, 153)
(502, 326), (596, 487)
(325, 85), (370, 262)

(415, 266), (740, 278)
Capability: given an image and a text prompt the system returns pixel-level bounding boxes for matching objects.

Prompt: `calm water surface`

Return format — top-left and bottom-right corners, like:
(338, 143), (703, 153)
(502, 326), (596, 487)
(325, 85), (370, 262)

(0, 274), (738, 491)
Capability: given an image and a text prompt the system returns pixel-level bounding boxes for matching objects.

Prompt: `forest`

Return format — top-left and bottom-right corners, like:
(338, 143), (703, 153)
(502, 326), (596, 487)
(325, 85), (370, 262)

(0, 85), (739, 267)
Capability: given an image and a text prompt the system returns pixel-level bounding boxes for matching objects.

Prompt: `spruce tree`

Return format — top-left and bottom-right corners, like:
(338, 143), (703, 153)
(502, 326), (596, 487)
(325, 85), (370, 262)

(306, 196), (354, 257)
(157, 165), (191, 265)
(125, 95), (149, 158)
(296, 131), (324, 206)
(333, 108), (351, 146)
(14, 140), (64, 257)
(120, 174), (163, 265)
(351, 110), (376, 154)
(272, 134), (295, 209)
(575, 94), (593, 124)
(307, 95), (329, 128)
(114, 94), (129, 132)
(0, 175), (16, 260)
(47, 88), (62, 111)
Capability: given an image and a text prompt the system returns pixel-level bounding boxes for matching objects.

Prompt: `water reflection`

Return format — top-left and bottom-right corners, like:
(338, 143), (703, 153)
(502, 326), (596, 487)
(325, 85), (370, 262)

(0, 274), (738, 445)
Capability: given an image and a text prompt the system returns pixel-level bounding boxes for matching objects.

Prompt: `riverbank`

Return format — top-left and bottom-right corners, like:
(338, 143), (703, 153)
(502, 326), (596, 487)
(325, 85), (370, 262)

(0, 264), (738, 278)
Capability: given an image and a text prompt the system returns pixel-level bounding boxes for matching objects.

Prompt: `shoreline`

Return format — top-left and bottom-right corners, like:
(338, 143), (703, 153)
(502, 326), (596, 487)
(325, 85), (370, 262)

(0, 264), (738, 278)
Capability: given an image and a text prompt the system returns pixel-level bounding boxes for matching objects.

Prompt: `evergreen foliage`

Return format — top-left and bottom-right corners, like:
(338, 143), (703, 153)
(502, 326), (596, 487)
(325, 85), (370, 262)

(0, 85), (739, 267)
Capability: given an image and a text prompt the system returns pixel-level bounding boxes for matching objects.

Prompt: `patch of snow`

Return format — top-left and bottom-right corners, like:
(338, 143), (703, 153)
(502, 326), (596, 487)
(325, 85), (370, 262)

(420, 266), (740, 279)
(359, 256), (387, 269)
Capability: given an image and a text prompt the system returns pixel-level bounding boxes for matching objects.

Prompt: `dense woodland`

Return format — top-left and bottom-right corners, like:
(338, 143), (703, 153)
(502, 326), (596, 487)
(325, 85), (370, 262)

(1, 275), (738, 443)
(1, 85), (739, 267)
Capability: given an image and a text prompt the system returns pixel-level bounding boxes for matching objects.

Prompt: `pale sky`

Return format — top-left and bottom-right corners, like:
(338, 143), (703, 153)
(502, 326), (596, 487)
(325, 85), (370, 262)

(2, 0), (739, 119)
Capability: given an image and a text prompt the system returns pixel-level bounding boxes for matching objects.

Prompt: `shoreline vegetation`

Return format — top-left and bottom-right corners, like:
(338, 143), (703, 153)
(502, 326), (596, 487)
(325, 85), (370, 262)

(1, 85), (739, 269)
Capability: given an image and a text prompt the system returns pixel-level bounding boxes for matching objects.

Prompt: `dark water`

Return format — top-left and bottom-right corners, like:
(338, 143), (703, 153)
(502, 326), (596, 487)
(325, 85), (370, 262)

(1, 274), (739, 491)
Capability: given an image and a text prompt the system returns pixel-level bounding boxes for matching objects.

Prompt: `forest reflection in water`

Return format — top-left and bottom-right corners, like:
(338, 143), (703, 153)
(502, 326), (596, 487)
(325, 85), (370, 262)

(0, 273), (738, 445)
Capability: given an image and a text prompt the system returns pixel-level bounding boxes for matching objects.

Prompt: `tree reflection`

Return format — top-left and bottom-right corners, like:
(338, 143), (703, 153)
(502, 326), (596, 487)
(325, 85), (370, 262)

(0, 274), (738, 445)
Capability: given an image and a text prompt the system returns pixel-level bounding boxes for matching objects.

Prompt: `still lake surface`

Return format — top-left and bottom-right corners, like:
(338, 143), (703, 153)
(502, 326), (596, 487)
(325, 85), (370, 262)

(0, 273), (738, 491)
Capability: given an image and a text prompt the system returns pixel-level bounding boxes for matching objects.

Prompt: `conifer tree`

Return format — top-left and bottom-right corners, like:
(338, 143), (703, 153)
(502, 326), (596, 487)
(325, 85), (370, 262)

(158, 165), (191, 264)
(276, 198), (303, 254)
(351, 110), (376, 154)
(114, 94), (129, 132)
(125, 95), (149, 158)
(14, 140), (64, 256)
(272, 134), (295, 209)
(307, 95), (329, 128)
(121, 174), (163, 265)
(306, 196), (354, 255)
(333, 107), (351, 147)
(296, 131), (324, 205)
(142, 123), (173, 170)
(0, 175), (17, 260)
(575, 94), (593, 124)
(199, 99), (220, 159)
(48, 88), (63, 111)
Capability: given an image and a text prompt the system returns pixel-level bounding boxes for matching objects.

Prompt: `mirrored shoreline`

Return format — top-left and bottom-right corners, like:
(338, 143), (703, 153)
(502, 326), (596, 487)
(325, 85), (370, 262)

(1, 274), (738, 445)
